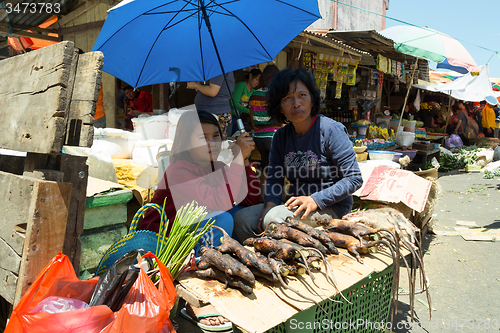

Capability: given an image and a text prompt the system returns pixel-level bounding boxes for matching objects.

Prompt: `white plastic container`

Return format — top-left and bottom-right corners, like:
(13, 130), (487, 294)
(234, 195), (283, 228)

(367, 150), (396, 161)
(397, 131), (415, 147)
(132, 139), (173, 167)
(403, 120), (416, 133)
(357, 125), (369, 138)
(132, 115), (169, 140)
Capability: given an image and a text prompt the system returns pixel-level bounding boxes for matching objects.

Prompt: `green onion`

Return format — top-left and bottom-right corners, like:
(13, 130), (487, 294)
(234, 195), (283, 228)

(155, 200), (214, 278)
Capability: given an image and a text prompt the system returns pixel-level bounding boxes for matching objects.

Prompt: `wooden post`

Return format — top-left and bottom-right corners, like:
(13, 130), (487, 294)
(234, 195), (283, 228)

(159, 83), (170, 112)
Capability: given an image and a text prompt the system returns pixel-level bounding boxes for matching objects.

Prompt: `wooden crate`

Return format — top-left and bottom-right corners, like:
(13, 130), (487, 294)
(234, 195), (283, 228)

(0, 41), (103, 306)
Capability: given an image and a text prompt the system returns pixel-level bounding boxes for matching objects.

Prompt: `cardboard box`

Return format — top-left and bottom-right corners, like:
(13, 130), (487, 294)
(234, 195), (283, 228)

(353, 165), (432, 212)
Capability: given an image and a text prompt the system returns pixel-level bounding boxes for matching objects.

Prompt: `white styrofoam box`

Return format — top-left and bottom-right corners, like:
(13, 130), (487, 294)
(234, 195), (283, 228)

(93, 128), (141, 159)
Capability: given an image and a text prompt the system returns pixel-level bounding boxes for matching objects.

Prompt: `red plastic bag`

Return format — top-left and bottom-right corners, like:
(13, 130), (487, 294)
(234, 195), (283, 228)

(5, 252), (177, 333)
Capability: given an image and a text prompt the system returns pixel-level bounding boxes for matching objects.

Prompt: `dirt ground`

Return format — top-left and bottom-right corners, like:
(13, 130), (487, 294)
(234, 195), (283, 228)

(172, 171), (500, 333)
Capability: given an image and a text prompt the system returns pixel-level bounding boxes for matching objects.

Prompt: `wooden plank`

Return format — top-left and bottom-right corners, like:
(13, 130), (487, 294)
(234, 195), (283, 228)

(0, 154), (25, 175)
(14, 180), (72, 305)
(0, 42), (75, 153)
(65, 51), (104, 147)
(0, 269), (18, 305)
(57, 154), (88, 274)
(0, 172), (35, 259)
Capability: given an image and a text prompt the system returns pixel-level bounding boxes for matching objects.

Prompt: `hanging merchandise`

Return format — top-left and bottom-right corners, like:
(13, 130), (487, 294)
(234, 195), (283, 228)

(394, 77), (400, 92)
(377, 54), (387, 73)
(391, 61), (397, 76)
(371, 69), (379, 86)
(396, 61), (402, 77)
(346, 65), (356, 86)
(335, 81), (343, 99)
(378, 71), (384, 91)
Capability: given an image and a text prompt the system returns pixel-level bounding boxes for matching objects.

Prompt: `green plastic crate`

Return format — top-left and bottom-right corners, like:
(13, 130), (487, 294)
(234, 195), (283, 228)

(235, 265), (393, 333)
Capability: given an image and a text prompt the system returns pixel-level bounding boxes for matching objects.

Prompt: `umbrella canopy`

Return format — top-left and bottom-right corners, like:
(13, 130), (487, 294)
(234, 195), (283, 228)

(92, 0), (321, 88)
(414, 65), (500, 102)
(379, 25), (479, 73)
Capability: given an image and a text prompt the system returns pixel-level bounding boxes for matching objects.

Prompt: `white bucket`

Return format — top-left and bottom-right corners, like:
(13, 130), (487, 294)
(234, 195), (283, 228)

(132, 115), (169, 140)
(397, 131), (415, 147)
(132, 139), (173, 167)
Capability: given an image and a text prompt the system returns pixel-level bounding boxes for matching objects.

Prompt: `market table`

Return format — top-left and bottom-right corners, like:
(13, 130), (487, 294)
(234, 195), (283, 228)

(176, 248), (399, 333)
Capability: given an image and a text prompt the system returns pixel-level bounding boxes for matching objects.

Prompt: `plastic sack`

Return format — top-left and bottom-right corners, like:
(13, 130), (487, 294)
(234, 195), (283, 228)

(31, 296), (89, 314)
(445, 134), (463, 149)
(5, 252), (177, 333)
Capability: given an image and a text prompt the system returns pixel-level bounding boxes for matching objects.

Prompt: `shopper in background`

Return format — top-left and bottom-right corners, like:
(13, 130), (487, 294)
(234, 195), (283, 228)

(94, 83), (106, 128)
(446, 102), (469, 145)
(124, 85), (153, 129)
(187, 73), (235, 140)
(482, 100), (497, 137)
(247, 64), (280, 190)
(116, 83), (127, 129)
(227, 68), (262, 136)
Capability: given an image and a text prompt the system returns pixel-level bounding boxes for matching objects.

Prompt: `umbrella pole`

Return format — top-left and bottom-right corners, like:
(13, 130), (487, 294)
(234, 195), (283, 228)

(397, 63), (417, 132)
(201, 5), (245, 133)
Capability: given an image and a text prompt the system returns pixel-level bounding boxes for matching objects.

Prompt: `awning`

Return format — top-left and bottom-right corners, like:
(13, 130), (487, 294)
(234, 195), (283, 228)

(326, 30), (420, 65)
(413, 64), (500, 102)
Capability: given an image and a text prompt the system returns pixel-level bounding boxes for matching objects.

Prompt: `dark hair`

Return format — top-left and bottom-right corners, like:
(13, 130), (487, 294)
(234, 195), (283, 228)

(248, 68), (262, 80)
(266, 68), (321, 124)
(451, 103), (461, 112)
(258, 64), (279, 89)
(124, 85), (134, 91)
(170, 110), (222, 163)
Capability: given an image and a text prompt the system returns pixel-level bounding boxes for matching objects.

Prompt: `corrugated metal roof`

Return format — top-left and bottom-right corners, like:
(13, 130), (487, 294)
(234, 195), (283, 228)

(300, 30), (369, 58)
(326, 30), (418, 64)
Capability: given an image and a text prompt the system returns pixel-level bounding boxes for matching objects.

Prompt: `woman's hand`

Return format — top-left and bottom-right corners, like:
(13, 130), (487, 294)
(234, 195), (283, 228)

(186, 81), (197, 90)
(233, 132), (255, 160)
(284, 196), (318, 219)
(257, 202), (277, 233)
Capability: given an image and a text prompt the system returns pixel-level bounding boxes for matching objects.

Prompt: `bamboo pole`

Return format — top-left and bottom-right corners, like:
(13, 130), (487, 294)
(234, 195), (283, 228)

(397, 62), (418, 133)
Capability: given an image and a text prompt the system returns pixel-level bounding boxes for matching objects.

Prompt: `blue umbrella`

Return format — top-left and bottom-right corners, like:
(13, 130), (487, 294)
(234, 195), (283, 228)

(92, 0), (320, 87)
(93, 0), (320, 131)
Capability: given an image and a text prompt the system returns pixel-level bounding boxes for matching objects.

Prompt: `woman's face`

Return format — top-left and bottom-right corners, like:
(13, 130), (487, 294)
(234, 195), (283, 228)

(188, 123), (222, 166)
(280, 80), (313, 124)
(125, 89), (136, 100)
(249, 74), (260, 89)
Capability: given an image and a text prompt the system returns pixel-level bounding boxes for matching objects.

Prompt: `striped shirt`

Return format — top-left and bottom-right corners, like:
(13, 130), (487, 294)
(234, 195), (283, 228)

(248, 88), (279, 138)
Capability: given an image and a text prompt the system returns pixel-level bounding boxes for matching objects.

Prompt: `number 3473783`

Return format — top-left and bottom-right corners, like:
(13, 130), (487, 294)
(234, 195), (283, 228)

(4, 2), (60, 14)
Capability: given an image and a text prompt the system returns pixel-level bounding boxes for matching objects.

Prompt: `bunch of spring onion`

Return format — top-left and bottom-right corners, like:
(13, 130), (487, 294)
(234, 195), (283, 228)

(155, 201), (214, 278)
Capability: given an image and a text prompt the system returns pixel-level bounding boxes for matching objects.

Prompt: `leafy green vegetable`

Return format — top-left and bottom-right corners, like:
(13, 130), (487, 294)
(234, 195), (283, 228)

(155, 201), (214, 278)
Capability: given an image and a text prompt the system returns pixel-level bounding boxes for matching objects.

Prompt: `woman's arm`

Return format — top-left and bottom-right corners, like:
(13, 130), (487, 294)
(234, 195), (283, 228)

(187, 81), (221, 97)
(310, 124), (363, 210)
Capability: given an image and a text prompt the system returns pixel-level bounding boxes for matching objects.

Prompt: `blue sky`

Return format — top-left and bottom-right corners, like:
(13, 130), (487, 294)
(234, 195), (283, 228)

(385, 0), (500, 78)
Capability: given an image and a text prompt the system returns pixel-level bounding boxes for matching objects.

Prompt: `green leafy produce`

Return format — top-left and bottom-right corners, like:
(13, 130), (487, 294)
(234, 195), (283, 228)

(438, 154), (466, 172)
(156, 201), (214, 278)
(484, 167), (500, 179)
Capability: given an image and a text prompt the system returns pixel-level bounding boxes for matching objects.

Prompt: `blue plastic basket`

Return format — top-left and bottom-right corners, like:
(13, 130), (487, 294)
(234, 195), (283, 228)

(95, 203), (164, 276)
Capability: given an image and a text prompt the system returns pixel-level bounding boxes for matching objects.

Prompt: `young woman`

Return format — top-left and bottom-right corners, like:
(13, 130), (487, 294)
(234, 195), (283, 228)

(140, 109), (259, 246)
(233, 68), (363, 241)
(140, 110), (259, 329)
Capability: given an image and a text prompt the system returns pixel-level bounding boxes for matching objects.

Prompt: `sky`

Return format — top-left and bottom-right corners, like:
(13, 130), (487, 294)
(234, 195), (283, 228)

(385, 0), (500, 78)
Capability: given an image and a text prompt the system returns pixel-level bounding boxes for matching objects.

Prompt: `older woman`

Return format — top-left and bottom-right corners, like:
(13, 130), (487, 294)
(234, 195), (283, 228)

(233, 68), (363, 241)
